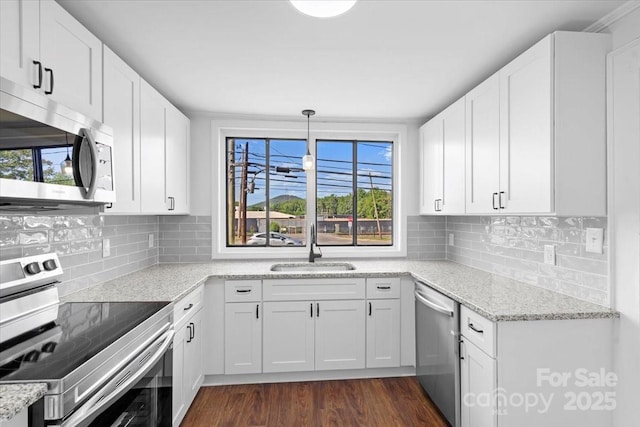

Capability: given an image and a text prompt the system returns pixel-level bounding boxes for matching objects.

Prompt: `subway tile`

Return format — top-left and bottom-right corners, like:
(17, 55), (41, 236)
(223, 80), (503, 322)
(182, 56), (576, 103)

(0, 246), (22, 260)
(24, 216), (54, 229)
(0, 216), (24, 231)
(19, 231), (48, 245)
(179, 254), (212, 263)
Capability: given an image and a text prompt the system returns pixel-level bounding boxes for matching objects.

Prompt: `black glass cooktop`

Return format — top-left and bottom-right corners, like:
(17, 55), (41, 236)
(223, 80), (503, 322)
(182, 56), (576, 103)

(0, 301), (168, 382)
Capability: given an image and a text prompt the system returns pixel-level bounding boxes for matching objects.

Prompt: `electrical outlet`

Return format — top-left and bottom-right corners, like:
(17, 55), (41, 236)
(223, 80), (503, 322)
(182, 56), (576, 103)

(148, 233), (154, 248)
(448, 233), (455, 246)
(544, 245), (556, 265)
(585, 228), (604, 254)
(102, 239), (111, 258)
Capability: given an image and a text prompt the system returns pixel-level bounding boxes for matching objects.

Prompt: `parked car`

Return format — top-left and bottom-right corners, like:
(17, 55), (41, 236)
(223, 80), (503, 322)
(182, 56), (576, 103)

(247, 232), (303, 246)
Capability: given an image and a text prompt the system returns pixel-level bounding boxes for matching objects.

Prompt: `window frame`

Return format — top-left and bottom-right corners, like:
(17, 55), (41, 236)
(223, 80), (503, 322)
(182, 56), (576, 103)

(211, 119), (407, 259)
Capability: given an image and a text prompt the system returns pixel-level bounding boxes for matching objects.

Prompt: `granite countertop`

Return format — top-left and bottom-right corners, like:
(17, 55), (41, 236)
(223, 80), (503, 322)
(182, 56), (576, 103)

(0, 384), (47, 421)
(63, 259), (619, 322)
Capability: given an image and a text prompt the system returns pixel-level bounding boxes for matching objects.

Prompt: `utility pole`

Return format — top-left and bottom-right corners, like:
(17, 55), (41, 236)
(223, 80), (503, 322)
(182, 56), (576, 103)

(227, 140), (235, 245)
(369, 172), (382, 239)
(239, 142), (249, 243)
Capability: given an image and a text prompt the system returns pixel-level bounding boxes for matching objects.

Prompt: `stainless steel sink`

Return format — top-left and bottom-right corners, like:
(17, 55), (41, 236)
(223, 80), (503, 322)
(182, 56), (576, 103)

(270, 262), (356, 272)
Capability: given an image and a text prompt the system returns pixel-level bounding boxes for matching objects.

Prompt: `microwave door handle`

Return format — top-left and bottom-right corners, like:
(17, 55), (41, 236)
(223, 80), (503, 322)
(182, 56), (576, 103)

(60, 328), (174, 427)
(76, 128), (99, 199)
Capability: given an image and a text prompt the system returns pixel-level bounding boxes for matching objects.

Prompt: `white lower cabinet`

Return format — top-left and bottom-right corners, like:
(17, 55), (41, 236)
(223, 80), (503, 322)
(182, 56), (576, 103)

(172, 287), (204, 427)
(224, 302), (262, 374)
(366, 299), (400, 368)
(262, 301), (315, 373)
(315, 300), (366, 371)
(460, 339), (497, 427)
(459, 306), (614, 427)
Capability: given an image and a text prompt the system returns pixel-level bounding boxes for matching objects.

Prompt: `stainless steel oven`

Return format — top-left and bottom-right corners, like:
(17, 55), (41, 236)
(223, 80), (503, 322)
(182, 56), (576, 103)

(0, 77), (115, 209)
(0, 254), (173, 427)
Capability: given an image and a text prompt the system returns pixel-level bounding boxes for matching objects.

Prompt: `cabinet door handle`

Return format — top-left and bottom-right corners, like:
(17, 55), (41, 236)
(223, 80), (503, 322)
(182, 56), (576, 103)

(256, 304), (259, 319)
(459, 339), (465, 360)
(33, 61), (43, 89)
(499, 191), (505, 209)
(105, 203), (113, 209)
(434, 199), (438, 212)
(44, 68), (54, 95)
(369, 302), (372, 316)
(492, 192), (499, 210)
(191, 322), (195, 340)
(377, 285), (391, 290)
(168, 196), (175, 211)
(310, 303), (313, 317)
(236, 289), (251, 293)
(183, 303), (193, 311)
(468, 323), (484, 334)
(186, 324), (192, 343)
(316, 303), (320, 317)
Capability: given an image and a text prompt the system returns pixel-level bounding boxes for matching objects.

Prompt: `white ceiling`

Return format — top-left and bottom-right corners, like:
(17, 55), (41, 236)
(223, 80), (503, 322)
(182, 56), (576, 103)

(59, 0), (623, 121)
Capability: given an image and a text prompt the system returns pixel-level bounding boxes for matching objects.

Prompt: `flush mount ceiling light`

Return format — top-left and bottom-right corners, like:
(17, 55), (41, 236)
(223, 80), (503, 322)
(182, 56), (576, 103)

(302, 109), (315, 171)
(289, 0), (357, 18)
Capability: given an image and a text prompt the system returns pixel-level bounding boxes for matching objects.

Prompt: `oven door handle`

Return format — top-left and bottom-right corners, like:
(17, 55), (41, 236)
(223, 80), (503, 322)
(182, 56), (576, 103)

(60, 328), (174, 427)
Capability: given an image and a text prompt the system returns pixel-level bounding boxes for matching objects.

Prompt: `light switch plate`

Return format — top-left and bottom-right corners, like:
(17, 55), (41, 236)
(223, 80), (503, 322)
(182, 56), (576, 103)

(148, 233), (154, 248)
(102, 239), (111, 258)
(544, 245), (556, 265)
(448, 233), (455, 246)
(585, 228), (604, 254)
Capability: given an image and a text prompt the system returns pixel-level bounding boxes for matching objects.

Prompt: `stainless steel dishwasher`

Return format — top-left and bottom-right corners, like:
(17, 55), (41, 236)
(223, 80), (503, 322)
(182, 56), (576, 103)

(415, 281), (460, 427)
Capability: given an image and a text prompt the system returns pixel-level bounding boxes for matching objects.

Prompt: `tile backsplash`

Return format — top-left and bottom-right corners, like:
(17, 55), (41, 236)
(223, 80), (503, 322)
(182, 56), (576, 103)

(0, 214), (158, 297)
(446, 216), (609, 306)
(158, 215), (212, 263)
(406, 216), (446, 260)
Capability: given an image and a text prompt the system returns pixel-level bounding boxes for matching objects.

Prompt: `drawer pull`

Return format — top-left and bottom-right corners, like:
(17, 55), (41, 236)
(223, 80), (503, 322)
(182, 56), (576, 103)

(236, 289), (252, 293)
(376, 285), (391, 290)
(468, 323), (484, 334)
(183, 303), (194, 311)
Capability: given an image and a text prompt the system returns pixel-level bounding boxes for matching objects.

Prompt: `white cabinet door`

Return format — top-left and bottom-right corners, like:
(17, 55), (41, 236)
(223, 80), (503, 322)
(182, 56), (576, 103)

(366, 299), (400, 368)
(315, 300), (365, 371)
(441, 98), (466, 214)
(172, 325), (186, 426)
(499, 36), (552, 213)
(419, 119), (442, 214)
(102, 46), (141, 213)
(263, 301), (315, 373)
(40, 0), (102, 120)
(224, 302), (262, 374)
(0, 0), (39, 90)
(184, 309), (203, 402)
(465, 73), (500, 214)
(460, 339), (497, 427)
(140, 80), (167, 213)
(165, 104), (190, 214)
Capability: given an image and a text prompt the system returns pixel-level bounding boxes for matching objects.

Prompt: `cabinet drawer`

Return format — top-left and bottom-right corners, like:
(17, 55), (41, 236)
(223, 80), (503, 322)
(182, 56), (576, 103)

(263, 278), (365, 301)
(366, 277), (400, 299)
(225, 280), (262, 302)
(174, 285), (203, 328)
(460, 306), (496, 358)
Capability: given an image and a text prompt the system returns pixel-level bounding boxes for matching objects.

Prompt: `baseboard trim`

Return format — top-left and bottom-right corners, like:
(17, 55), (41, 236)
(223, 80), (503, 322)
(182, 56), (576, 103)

(202, 366), (416, 387)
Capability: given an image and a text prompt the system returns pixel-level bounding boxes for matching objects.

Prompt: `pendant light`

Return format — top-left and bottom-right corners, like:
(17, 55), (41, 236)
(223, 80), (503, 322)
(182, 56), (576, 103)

(60, 136), (73, 177)
(302, 109), (315, 171)
(290, 0), (357, 18)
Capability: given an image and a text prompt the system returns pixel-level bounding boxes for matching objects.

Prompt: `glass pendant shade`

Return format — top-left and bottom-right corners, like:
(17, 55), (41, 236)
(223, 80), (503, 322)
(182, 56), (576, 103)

(302, 109), (315, 171)
(290, 0), (357, 18)
(60, 154), (73, 177)
(302, 153), (314, 171)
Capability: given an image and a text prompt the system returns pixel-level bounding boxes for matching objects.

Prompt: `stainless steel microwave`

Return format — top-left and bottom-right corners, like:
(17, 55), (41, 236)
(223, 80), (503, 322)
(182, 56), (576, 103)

(0, 77), (115, 209)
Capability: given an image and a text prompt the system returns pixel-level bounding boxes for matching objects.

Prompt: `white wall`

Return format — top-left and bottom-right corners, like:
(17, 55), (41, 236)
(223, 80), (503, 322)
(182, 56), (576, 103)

(598, 4), (640, 426)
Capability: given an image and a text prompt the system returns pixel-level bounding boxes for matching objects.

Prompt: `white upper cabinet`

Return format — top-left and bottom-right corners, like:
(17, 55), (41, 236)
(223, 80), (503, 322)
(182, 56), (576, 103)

(140, 80), (168, 213)
(0, 0), (102, 120)
(102, 46), (141, 214)
(40, 0), (102, 120)
(466, 31), (610, 215)
(465, 73), (500, 214)
(165, 105), (190, 214)
(420, 97), (466, 215)
(498, 36), (552, 214)
(0, 0), (39, 89)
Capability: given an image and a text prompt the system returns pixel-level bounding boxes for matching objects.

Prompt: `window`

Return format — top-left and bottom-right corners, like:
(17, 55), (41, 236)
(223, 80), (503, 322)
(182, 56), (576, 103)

(226, 138), (307, 247)
(316, 140), (393, 246)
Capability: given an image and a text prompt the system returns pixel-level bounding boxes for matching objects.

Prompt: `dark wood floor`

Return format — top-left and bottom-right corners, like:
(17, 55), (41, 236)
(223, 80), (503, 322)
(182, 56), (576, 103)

(181, 376), (449, 427)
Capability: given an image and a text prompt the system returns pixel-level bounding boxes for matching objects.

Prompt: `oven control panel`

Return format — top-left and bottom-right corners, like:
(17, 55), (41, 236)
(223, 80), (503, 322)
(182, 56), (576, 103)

(0, 253), (63, 299)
